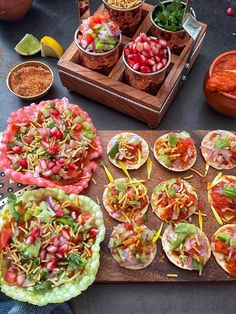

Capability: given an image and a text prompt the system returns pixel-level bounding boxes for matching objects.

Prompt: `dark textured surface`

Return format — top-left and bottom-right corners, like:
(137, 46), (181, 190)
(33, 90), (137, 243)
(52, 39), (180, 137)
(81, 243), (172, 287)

(0, 0), (236, 313)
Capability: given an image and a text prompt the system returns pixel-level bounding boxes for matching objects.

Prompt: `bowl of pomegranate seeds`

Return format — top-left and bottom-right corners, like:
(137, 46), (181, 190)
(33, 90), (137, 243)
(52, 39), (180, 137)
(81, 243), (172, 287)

(150, 0), (195, 54)
(123, 33), (171, 91)
(75, 12), (121, 73)
(102, 0), (145, 37)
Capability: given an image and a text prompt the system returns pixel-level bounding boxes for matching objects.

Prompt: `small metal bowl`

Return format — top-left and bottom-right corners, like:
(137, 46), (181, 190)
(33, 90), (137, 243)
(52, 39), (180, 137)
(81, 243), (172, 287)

(74, 28), (121, 74)
(102, 0), (145, 37)
(6, 61), (54, 101)
(123, 41), (171, 91)
(150, 1), (196, 54)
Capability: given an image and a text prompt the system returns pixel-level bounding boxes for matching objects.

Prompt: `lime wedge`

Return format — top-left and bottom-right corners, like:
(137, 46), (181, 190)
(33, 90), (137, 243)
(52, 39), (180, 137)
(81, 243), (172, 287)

(15, 34), (41, 56)
(41, 36), (64, 59)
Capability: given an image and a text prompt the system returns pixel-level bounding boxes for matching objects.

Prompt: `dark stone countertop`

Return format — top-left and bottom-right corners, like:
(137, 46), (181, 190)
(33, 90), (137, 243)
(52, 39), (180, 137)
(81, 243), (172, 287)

(0, 0), (236, 313)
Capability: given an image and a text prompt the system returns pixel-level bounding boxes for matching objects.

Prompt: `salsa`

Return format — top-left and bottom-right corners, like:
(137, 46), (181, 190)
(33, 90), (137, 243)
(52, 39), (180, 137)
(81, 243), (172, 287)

(206, 54), (236, 96)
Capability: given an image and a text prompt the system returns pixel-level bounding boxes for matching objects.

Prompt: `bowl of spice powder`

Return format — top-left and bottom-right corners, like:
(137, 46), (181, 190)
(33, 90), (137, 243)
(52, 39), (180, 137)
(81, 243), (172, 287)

(7, 61), (54, 100)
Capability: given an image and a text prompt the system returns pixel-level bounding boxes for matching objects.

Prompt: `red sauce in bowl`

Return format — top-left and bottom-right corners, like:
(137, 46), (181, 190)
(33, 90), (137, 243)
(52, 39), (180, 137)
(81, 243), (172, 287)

(206, 54), (236, 96)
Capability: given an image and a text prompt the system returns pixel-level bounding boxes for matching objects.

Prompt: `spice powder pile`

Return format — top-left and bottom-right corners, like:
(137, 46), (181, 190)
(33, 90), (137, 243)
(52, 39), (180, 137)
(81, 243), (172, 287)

(10, 65), (52, 97)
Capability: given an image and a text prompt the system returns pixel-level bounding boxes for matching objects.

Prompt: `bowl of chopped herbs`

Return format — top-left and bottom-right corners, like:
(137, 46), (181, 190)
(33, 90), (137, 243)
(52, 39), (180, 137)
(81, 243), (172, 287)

(150, 0), (195, 54)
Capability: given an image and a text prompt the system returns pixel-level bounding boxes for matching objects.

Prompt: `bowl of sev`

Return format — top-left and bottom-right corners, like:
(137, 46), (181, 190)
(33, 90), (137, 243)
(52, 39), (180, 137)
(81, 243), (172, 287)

(6, 61), (54, 100)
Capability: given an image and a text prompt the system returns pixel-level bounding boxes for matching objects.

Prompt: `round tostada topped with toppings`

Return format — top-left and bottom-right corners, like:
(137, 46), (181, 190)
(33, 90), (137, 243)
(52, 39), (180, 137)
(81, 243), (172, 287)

(0, 189), (105, 305)
(153, 131), (197, 171)
(201, 130), (236, 170)
(211, 224), (236, 277)
(103, 178), (149, 222)
(0, 98), (103, 194)
(162, 223), (211, 273)
(208, 173), (236, 223)
(107, 132), (149, 170)
(108, 222), (156, 269)
(151, 178), (198, 223)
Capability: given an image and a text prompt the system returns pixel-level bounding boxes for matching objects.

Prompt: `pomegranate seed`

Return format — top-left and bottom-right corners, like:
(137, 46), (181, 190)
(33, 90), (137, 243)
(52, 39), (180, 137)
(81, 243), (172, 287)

(133, 63), (140, 71)
(40, 159), (48, 171)
(142, 50), (150, 58)
(132, 54), (140, 63)
(55, 210), (64, 217)
(159, 39), (168, 47)
(140, 66), (151, 73)
(134, 36), (140, 43)
(155, 56), (161, 63)
(227, 7), (234, 16)
(157, 62), (164, 70)
(69, 163), (78, 170)
(152, 64), (157, 72)
(140, 33), (147, 42)
(124, 47), (130, 57)
(146, 59), (155, 66)
(128, 60), (135, 68)
(149, 50), (154, 57)
(26, 235), (35, 245)
(40, 248), (47, 260)
(48, 161), (56, 168)
(46, 244), (57, 253)
(51, 109), (59, 116)
(56, 253), (63, 259)
(71, 211), (78, 220)
(52, 165), (61, 175)
(50, 127), (63, 140)
(127, 54), (134, 59)
(48, 145), (59, 155)
(62, 229), (70, 240)
(18, 159), (28, 168)
(143, 42), (150, 51)
(12, 146), (22, 154)
(153, 47), (159, 55)
(41, 140), (49, 149)
(132, 43), (136, 51)
(136, 42), (143, 52)
(54, 203), (61, 211)
(162, 58), (167, 66)
(16, 274), (26, 286)
(57, 244), (69, 254)
(31, 227), (41, 238)
(46, 259), (58, 271)
(58, 158), (66, 165)
(42, 169), (53, 177)
(89, 228), (99, 236)
(24, 134), (34, 144)
(52, 237), (60, 247)
(140, 55), (146, 64)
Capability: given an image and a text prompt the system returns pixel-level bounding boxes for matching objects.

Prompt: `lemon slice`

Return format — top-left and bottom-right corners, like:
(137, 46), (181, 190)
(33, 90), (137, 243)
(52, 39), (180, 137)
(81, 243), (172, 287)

(41, 36), (64, 59)
(14, 34), (41, 56)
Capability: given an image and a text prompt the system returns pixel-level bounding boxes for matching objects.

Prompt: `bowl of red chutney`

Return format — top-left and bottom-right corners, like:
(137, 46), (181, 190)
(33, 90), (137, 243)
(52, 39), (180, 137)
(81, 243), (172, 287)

(203, 50), (236, 116)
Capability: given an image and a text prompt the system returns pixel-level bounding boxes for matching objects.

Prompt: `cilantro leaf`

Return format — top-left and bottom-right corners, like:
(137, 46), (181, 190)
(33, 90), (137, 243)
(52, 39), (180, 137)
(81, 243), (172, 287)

(7, 194), (22, 221)
(108, 142), (119, 159)
(68, 253), (87, 271)
(192, 259), (203, 271)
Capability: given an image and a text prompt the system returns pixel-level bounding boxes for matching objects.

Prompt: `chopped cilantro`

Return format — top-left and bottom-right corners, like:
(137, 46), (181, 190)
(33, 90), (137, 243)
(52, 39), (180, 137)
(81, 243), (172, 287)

(68, 253), (87, 271)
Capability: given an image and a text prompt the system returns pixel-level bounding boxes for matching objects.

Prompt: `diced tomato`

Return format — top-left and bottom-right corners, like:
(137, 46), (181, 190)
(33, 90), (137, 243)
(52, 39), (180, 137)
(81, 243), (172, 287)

(86, 34), (94, 44)
(24, 134), (34, 144)
(55, 210), (64, 217)
(232, 151), (236, 161)
(210, 132), (218, 141)
(124, 222), (133, 231)
(89, 228), (99, 237)
(31, 227), (41, 238)
(214, 240), (229, 255)
(4, 270), (17, 285)
(80, 212), (91, 225)
(211, 191), (229, 210)
(0, 223), (12, 251)
(135, 217), (145, 226)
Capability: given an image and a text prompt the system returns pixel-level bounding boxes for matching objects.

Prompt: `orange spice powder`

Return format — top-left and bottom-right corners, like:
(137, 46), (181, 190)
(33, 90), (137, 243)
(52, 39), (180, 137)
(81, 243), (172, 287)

(10, 65), (52, 97)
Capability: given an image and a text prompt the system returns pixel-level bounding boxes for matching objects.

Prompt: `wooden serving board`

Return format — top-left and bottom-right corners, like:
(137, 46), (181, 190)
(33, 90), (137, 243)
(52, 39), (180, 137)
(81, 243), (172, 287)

(0, 130), (236, 282)
(58, 3), (207, 128)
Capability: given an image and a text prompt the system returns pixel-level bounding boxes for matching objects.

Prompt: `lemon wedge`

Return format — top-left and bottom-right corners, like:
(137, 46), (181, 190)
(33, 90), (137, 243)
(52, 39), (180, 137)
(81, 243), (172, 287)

(40, 36), (64, 59)
(15, 34), (41, 56)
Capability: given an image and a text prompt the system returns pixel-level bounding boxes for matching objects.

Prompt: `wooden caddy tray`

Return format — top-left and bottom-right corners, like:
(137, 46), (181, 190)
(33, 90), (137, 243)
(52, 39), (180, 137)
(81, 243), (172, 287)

(58, 3), (207, 128)
(0, 130), (236, 283)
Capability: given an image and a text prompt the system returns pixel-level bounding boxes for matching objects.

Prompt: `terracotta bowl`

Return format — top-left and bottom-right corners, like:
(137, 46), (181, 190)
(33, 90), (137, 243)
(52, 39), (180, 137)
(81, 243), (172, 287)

(0, 0), (32, 22)
(203, 50), (236, 116)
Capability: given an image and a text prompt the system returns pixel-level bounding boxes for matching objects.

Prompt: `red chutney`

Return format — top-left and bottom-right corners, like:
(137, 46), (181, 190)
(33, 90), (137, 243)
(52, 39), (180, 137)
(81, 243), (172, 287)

(206, 54), (236, 96)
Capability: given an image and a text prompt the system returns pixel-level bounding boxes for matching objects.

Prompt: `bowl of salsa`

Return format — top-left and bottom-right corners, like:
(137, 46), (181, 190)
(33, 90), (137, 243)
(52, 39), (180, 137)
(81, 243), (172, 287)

(203, 50), (236, 116)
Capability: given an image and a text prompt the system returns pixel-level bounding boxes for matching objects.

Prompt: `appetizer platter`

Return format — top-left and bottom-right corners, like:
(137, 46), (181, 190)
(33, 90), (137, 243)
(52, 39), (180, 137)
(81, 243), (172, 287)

(1, 129), (236, 284)
(58, 2), (207, 128)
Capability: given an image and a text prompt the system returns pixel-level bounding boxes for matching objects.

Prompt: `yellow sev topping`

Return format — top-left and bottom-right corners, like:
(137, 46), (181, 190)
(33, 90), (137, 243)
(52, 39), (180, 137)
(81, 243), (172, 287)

(198, 210), (203, 230)
(210, 205), (223, 225)
(147, 156), (152, 180)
